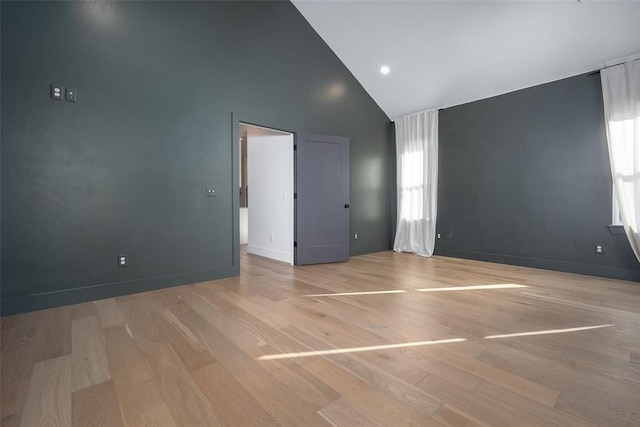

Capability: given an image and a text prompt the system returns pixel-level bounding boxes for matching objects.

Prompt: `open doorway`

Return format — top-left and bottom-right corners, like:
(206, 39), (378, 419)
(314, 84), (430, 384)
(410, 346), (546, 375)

(239, 123), (294, 265)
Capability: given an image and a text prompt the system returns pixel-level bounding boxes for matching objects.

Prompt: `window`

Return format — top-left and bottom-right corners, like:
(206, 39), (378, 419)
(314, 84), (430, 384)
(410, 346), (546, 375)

(601, 59), (640, 258)
(399, 151), (425, 221)
(609, 116), (636, 227)
(612, 187), (623, 226)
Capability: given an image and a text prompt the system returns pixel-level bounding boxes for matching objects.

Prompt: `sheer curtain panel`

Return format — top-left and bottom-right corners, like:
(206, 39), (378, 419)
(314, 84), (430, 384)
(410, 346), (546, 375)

(601, 58), (640, 261)
(393, 109), (438, 256)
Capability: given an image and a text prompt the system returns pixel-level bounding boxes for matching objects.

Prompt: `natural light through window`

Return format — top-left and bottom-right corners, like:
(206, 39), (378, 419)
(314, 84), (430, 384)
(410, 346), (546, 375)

(484, 324), (613, 340)
(256, 324), (611, 361)
(601, 59), (640, 260)
(416, 284), (527, 292)
(256, 338), (467, 360)
(399, 150), (424, 220)
(612, 188), (623, 226)
(301, 284), (528, 298)
(303, 290), (407, 298)
(610, 117), (639, 230)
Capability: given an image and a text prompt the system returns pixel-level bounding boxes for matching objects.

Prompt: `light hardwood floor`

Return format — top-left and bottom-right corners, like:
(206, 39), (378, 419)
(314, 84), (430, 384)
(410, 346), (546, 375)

(2, 249), (640, 426)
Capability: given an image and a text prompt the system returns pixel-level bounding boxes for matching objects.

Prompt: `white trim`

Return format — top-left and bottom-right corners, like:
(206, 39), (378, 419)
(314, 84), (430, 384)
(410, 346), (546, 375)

(247, 245), (291, 264)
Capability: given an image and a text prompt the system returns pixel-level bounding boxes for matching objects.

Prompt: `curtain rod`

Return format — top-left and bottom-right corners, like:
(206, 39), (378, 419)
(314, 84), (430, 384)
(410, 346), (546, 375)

(588, 57), (639, 76)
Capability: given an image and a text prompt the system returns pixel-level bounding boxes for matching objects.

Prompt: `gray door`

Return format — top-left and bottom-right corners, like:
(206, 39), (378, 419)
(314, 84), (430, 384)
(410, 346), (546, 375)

(295, 133), (350, 265)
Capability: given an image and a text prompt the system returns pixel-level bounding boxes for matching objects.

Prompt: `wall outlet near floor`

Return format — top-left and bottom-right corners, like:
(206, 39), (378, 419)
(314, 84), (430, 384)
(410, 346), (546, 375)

(437, 233), (441, 239)
(354, 233), (358, 239)
(118, 254), (128, 267)
(595, 244), (604, 254)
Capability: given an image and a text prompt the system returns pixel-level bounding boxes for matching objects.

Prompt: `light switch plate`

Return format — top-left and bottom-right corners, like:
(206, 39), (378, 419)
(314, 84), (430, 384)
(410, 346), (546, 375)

(65, 88), (77, 102)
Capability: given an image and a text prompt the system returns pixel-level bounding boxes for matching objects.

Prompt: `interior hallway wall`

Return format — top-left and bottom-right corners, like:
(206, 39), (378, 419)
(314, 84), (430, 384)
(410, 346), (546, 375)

(246, 128), (294, 264)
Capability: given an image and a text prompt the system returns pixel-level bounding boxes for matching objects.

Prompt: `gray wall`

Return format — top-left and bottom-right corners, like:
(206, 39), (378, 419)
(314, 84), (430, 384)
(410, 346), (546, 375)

(437, 73), (640, 281)
(1, 1), (394, 315)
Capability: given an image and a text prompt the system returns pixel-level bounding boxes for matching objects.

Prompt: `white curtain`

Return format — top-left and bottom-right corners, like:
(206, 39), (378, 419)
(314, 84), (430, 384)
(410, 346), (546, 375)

(393, 109), (438, 256)
(601, 59), (640, 261)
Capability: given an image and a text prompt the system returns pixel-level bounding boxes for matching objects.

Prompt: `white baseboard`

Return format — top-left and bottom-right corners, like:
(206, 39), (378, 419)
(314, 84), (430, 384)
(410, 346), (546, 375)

(247, 245), (292, 264)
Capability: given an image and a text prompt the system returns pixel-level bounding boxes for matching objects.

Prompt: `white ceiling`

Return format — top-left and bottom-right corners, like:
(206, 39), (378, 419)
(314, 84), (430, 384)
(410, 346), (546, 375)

(292, 0), (640, 119)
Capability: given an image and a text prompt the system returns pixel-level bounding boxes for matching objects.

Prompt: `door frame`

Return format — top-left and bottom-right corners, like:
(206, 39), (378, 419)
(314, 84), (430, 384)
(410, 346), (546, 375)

(232, 115), (295, 266)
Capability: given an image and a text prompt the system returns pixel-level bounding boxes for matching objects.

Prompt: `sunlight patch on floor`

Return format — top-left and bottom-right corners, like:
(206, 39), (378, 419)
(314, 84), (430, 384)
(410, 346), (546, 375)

(303, 290), (407, 297)
(256, 338), (467, 360)
(484, 324), (613, 339)
(303, 284), (528, 298)
(416, 284), (528, 292)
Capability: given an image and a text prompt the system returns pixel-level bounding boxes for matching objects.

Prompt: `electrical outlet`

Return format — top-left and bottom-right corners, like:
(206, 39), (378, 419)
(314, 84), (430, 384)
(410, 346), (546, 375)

(205, 187), (216, 197)
(354, 233), (358, 239)
(118, 254), (128, 267)
(595, 244), (604, 254)
(51, 84), (64, 100)
(269, 233), (274, 242)
(437, 233), (441, 239)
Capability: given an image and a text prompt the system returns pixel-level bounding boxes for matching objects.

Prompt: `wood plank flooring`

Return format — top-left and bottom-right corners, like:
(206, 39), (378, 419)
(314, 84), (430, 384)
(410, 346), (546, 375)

(2, 249), (640, 426)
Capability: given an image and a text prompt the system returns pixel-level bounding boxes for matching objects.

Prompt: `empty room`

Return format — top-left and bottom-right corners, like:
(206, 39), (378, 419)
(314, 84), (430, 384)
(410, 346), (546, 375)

(1, 1), (640, 426)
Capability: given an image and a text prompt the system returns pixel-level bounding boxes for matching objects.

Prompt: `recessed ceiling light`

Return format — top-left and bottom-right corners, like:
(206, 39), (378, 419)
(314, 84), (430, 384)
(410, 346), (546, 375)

(380, 66), (390, 75)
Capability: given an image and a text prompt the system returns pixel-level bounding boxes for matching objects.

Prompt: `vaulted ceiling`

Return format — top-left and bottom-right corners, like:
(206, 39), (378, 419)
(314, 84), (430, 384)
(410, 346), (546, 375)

(292, 1), (640, 119)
